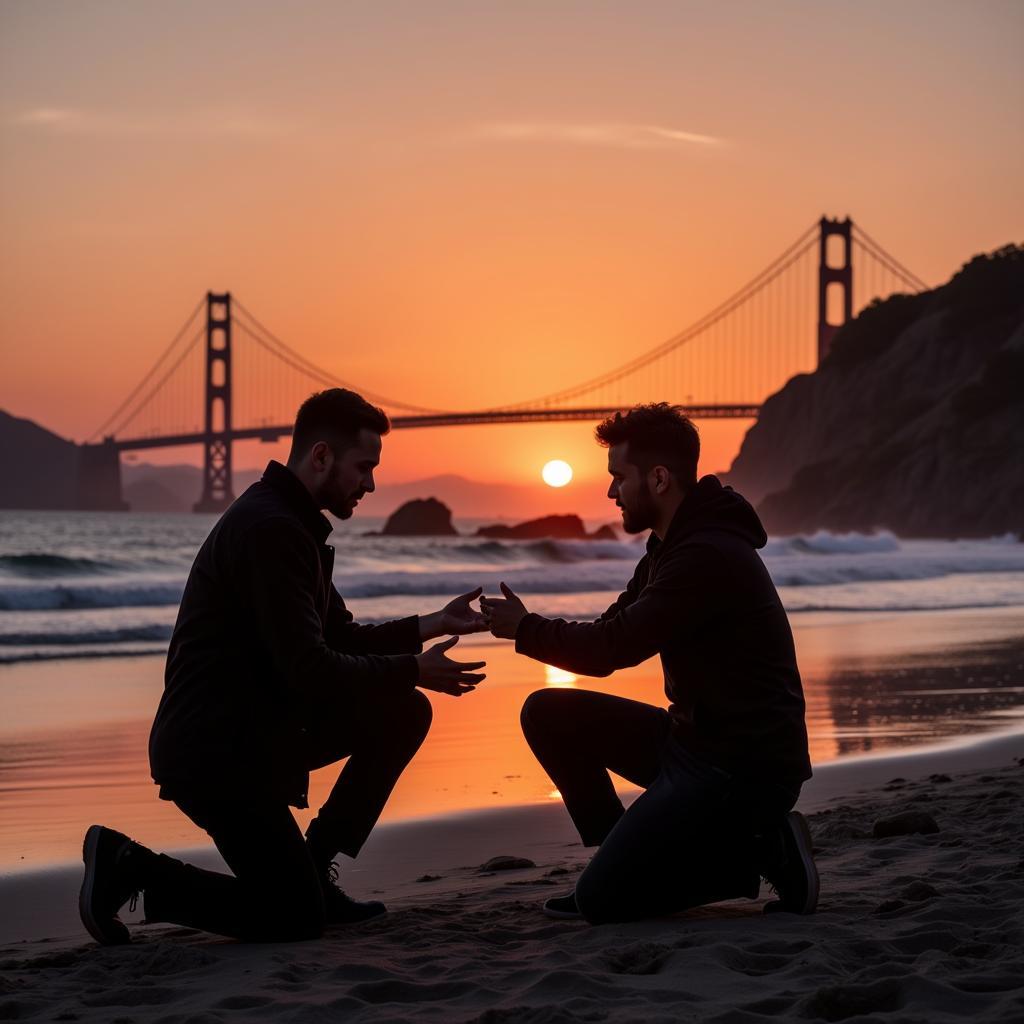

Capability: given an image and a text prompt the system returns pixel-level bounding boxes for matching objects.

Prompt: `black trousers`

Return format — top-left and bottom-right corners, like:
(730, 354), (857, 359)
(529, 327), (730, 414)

(520, 688), (799, 924)
(141, 686), (432, 941)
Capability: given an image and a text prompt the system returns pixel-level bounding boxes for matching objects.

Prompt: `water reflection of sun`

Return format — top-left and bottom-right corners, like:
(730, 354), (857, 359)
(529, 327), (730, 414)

(544, 664), (578, 688)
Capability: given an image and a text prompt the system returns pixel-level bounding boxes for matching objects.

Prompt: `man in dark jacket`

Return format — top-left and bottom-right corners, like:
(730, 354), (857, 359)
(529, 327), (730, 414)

(80, 389), (487, 944)
(482, 403), (817, 924)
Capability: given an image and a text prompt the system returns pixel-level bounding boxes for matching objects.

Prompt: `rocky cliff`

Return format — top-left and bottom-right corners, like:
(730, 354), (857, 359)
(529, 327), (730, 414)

(725, 245), (1023, 538)
(0, 410), (80, 509)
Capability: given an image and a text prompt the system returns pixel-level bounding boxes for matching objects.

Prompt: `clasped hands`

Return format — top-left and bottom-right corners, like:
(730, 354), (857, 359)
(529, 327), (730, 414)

(414, 584), (529, 698)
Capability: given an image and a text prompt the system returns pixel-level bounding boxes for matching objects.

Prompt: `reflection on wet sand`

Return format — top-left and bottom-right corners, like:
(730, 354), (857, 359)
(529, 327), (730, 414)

(809, 638), (1024, 758)
(1, 608), (1022, 870)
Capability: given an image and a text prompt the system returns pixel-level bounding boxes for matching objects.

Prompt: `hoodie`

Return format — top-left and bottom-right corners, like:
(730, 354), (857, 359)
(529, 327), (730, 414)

(515, 475), (812, 785)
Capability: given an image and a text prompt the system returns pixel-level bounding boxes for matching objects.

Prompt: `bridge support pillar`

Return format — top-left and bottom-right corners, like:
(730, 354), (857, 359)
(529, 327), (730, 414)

(75, 440), (129, 511)
(193, 292), (235, 513)
(817, 216), (853, 364)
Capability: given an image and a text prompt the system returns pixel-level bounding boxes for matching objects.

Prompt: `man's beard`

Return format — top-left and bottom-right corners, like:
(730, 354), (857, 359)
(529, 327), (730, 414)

(324, 465), (361, 519)
(619, 479), (657, 534)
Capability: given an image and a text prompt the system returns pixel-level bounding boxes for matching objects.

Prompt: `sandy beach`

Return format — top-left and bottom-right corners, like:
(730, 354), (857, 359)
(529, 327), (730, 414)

(1, 728), (1022, 1022)
(2, 593), (1022, 1021)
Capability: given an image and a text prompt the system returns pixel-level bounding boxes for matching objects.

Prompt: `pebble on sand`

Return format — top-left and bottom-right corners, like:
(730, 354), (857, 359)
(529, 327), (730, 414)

(480, 856), (536, 872)
(872, 810), (941, 838)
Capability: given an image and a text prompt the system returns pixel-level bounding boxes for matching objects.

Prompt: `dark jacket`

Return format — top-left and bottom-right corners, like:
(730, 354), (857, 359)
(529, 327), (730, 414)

(149, 460), (422, 807)
(516, 476), (811, 784)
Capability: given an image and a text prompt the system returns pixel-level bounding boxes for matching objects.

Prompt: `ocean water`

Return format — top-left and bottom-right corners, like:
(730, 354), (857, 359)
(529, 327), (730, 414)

(1, 508), (1023, 870)
(0, 509), (1022, 664)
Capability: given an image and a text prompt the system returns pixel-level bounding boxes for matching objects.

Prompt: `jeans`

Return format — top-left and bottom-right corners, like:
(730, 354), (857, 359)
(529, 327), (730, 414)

(521, 688), (799, 923)
(140, 686), (433, 941)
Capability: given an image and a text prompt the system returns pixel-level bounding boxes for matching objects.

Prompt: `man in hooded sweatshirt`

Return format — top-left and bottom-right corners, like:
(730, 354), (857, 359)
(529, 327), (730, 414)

(481, 403), (817, 924)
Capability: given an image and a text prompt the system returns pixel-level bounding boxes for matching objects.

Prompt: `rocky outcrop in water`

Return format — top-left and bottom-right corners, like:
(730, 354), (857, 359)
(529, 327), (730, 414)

(476, 515), (619, 540)
(380, 497), (458, 536)
(725, 245), (1024, 538)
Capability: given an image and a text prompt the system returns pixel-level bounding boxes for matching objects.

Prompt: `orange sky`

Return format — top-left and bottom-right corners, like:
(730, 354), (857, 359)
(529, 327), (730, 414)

(2, 1), (1022, 494)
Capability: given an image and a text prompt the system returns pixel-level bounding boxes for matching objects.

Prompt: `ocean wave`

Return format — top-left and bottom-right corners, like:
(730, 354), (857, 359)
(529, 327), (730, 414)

(0, 624), (173, 646)
(767, 557), (1024, 588)
(763, 530), (902, 557)
(3, 558), (1024, 611)
(0, 553), (121, 577)
(0, 644), (168, 665)
(449, 538), (636, 564)
(1, 530), (1021, 612)
(0, 582), (185, 611)
(353, 537), (638, 565)
(338, 567), (632, 599)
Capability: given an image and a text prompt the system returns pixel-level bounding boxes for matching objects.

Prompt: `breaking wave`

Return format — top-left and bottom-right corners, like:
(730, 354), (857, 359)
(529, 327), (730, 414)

(0, 553), (120, 577)
(0, 582), (185, 611)
(0, 624), (173, 646)
(763, 530), (903, 557)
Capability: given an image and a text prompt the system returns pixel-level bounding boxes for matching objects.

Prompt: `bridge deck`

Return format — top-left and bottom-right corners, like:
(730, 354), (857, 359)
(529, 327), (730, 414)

(102, 405), (760, 451)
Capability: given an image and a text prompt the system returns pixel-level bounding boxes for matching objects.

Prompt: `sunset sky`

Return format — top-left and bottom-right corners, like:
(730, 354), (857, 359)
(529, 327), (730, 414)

(2, 0), (1021, 504)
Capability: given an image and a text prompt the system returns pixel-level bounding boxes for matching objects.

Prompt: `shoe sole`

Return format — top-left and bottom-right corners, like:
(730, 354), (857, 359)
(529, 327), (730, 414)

(79, 825), (129, 945)
(542, 900), (583, 920)
(786, 812), (820, 914)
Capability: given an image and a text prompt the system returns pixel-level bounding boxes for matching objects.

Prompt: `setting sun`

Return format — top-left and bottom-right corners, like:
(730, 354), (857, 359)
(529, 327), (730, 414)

(541, 460), (573, 488)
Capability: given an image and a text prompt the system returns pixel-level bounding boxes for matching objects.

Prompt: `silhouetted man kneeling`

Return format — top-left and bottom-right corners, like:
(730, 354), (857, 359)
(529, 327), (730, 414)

(80, 388), (487, 944)
(482, 403), (817, 924)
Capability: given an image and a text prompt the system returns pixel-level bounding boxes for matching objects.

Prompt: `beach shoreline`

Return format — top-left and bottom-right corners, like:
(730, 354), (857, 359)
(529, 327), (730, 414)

(1, 727), (1021, 1022)
(1, 605), (1023, 874)
(2, 722), (1020, 945)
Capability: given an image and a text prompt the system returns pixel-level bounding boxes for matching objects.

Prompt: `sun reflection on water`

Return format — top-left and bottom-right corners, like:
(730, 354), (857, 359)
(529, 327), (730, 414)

(544, 664), (577, 688)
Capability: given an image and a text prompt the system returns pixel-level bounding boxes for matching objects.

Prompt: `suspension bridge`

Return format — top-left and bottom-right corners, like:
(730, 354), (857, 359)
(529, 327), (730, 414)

(76, 216), (928, 511)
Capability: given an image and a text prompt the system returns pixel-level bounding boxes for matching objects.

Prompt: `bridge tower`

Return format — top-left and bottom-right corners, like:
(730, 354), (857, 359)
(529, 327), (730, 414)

(817, 216), (853, 364)
(193, 292), (235, 513)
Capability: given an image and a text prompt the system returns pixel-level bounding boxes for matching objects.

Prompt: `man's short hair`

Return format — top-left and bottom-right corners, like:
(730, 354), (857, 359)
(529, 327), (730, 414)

(595, 403), (700, 484)
(289, 388), (390, 460)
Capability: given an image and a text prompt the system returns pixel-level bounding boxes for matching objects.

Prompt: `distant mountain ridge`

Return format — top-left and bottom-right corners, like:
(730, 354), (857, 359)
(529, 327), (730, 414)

(0, 410), (80, 509)
(0, 418), (609, 518)
(725, 244), (1024, 537)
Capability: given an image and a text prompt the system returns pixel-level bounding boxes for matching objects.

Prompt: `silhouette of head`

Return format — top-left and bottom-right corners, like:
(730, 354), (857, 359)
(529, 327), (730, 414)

(287, 388), (390, 518)
(595, 404), (699, 534)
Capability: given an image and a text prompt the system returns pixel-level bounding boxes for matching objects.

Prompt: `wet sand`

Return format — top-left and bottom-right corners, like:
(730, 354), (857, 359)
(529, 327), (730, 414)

(1, 605), (1022, 871)
(1, 730), (1021, 1022)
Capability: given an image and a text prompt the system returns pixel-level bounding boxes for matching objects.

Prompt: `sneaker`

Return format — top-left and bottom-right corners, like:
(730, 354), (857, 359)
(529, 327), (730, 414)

(760, 811), (819, 915)
(79, 825), (144, 945)
(321, 862), (387, 924)
(542, 890), (582, 920)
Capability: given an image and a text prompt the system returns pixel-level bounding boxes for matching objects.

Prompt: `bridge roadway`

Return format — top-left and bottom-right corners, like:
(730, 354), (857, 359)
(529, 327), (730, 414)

(105, 405), (761, 451)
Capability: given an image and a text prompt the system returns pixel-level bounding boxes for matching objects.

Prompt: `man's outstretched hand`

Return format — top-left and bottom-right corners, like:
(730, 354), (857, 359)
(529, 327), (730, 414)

(419, 587), (489, 640)
(415, 636), (486, 697)
(480, 582), (529, 639)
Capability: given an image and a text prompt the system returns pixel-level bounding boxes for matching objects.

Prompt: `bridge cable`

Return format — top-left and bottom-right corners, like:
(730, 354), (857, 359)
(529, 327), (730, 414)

(88, 296), (206, 441)
(851, 226), (929, 291)
(230, 313), (448, 418)
(853, 236), (925, 295)
(236, 224), (820, 418)
(230, 299), (452, 416)
(495, 223), (820, 410)
(107, 326), (206, 438)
